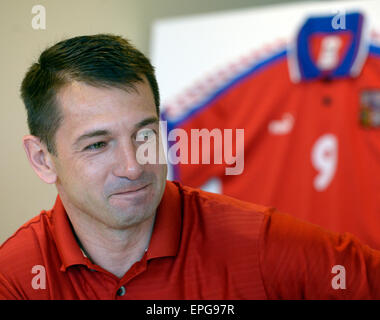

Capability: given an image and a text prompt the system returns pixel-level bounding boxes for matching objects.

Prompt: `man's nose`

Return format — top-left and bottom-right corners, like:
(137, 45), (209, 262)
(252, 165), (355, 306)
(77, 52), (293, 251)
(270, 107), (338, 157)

(112, 140), (144, 180)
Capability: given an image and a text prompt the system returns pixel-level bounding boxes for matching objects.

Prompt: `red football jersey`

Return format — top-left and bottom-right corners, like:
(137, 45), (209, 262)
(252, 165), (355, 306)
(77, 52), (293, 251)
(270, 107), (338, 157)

(162, 12), (380, 249)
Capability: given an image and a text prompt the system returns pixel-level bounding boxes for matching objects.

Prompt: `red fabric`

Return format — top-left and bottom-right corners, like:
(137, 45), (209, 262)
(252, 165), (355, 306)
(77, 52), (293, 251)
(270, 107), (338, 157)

(1, 181), (380, 299)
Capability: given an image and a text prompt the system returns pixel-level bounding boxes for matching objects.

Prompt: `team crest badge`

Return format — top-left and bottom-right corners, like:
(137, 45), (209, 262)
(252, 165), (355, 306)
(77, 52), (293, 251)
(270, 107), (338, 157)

(360, 90), (380, 128)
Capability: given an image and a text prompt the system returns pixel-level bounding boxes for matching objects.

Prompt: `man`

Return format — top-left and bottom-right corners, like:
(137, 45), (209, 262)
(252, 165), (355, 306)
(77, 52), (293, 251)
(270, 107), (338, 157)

(1, 34), (380, 299)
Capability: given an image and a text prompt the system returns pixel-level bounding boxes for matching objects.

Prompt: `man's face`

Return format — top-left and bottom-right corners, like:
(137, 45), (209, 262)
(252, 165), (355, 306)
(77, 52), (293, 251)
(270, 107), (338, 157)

(51, 79), (167, 230)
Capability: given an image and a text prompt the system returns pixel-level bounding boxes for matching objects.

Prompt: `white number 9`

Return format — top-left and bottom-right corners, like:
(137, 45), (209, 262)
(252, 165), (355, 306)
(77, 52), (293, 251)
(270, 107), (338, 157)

(311, 134), (338, 191)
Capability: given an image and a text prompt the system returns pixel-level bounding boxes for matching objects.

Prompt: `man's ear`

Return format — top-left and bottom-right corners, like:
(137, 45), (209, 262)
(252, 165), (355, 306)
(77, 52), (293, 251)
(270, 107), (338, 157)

(22, 135), (57, 184)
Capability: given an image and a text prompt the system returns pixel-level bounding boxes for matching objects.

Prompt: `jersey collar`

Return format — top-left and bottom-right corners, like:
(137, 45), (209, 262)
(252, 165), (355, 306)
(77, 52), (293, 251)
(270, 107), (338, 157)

(288, 12), (369, 83)
(52, 180), (182, 271)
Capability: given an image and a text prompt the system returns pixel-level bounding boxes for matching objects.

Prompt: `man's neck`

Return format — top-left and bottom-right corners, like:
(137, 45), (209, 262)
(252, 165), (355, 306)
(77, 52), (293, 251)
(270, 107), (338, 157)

(67, 212), (156, 279)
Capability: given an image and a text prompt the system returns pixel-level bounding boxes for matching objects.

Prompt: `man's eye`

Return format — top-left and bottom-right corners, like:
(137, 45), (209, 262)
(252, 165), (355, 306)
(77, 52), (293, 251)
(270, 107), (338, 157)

(136, 129), (156, 142)
(85, 141), (107, 151)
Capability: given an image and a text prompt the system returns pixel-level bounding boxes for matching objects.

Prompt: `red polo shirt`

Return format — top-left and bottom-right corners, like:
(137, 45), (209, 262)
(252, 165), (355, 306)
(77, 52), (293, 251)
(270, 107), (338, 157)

(1, 180), (380, 299)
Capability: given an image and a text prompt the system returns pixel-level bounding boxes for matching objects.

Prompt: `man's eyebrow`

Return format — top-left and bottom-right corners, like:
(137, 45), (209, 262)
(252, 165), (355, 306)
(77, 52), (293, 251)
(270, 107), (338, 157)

(73, 117), (159, 147)
(73, 129), (111, 147)
(135, 116), (159, 129)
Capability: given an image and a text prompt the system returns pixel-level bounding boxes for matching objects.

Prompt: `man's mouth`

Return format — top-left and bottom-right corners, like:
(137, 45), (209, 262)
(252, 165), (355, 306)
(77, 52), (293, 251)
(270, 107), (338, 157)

(111, 184), (150, 196)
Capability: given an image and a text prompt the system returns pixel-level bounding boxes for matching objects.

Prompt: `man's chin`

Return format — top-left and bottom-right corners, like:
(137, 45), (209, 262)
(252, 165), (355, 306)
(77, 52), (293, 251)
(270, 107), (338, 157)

(107, 207), (156, 230)
(104, 195), (156, 225)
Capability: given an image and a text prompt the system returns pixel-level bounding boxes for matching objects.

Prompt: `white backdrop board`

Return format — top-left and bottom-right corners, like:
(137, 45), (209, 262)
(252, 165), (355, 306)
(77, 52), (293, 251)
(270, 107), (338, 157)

(151, 0), (380, 111)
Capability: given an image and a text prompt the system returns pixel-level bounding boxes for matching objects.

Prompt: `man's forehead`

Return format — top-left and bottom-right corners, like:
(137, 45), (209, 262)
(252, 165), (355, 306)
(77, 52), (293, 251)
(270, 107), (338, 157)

(55, 80), (157, 136)
(58, 81), (121, 111)
(57, 80), (154, 115)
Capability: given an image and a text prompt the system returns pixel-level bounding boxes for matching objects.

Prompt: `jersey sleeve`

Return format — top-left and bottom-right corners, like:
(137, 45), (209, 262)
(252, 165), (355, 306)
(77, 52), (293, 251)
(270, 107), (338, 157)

(259, 210), (380, 299)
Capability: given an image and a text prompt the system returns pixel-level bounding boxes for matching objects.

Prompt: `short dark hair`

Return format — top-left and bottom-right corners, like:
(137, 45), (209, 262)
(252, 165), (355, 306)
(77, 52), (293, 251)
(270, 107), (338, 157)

(20, 34), (160, 155)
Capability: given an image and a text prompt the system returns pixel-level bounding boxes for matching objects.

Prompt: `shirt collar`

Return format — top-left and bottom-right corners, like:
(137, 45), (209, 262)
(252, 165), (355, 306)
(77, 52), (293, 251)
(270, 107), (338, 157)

(287, 11), (369, 83)
(52, 196), (88, 271)
(146, 180), (181, 260)
(52, 180), (182, 271)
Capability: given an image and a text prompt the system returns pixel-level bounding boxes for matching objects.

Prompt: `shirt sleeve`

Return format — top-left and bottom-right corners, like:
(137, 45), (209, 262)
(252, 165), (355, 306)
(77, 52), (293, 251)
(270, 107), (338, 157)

(259, 210), (380, 299)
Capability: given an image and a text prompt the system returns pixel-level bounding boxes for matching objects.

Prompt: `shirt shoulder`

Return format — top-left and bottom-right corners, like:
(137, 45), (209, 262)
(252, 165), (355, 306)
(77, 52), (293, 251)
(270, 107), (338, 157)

(0, 211), (53, 258)
(0, 210), (56, 299)
(180, 183), (272, 224)
(180, 183), (271, 213)
(178, 183), (273, 257)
